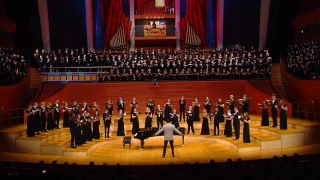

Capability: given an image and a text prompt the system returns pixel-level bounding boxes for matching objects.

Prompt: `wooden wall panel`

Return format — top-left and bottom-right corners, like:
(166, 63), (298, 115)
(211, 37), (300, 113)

(0, 77), (29, 109)
(32, 80), (294, 119)
(66, 81), (246, 114)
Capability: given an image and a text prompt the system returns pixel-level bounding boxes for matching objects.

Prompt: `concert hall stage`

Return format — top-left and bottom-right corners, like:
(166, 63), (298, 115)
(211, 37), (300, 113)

(0, 115), (320, 165)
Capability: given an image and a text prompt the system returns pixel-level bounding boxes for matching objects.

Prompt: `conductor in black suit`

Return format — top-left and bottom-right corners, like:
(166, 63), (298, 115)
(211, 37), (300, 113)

(271, 94), (278, 127)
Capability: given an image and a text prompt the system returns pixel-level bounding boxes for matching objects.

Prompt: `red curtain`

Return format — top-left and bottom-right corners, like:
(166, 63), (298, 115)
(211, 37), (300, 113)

(101, 0), (132, 50)
(180, 0), (207, 48)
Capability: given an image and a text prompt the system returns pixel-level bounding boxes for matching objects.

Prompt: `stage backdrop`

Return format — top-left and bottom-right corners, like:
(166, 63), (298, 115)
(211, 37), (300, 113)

(47, 0), (88, 49)
(223, 0), (261, 49)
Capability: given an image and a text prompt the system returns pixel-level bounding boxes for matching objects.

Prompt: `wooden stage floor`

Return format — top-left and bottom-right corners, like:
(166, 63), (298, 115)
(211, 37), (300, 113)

(0, 115), (320, 165)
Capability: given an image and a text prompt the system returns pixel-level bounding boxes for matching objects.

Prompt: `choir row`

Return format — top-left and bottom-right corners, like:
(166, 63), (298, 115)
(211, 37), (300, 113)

(25, 94), (287, 148)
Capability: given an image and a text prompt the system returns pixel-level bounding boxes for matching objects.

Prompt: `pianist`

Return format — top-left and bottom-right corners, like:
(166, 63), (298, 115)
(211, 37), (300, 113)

(154, 120), (183, 158)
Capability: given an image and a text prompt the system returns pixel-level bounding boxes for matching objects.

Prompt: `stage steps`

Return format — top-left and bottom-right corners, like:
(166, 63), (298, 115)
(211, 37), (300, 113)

(271, 64), (286, 99)
(25, 68), (41, 106)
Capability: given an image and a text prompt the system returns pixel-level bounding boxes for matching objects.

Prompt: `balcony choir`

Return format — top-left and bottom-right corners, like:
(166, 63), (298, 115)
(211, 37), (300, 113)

(34, 47), (272, 80)
(25, 95), (288, 148)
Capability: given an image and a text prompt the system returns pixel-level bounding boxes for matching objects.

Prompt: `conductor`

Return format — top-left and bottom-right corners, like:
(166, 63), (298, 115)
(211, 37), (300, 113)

(154, 120), (183, 158)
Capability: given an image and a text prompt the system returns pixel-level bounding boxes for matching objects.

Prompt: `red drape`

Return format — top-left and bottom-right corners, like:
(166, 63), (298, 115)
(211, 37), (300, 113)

(101, 0), (132, 50)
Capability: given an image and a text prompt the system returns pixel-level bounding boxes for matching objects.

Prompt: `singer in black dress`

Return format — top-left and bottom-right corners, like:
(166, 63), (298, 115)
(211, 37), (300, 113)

(63, 102), (70, 127)
(227, 95), (235, 113)
(204, 97), (212, 121)
(117, 110), (125, 136)
(260, 101), (269, 126)
(200, 109), (210, 135)
(92, 111), (100, 139)
(217, 98), (225, 122)
(179, 96), (186, 122)
(156, 105), (164, 129)
(279, 99), (288, 130)
(170, 109), (180, 128)
(224, 109), (233, 137)
(130, 98), (138, 122)
(243, 113), (251, 143)
(32, 103), (41, 134)
(47, 103), (55, 131)
(40, 102), (47, 132)
(131, 108), (140, 134)
(164, 99), (172, 121)
(193, 98), (200, 121)
(69, 114), (77, 148)
(26, 105), (35, 137)
(146, 98), (155, 116)
(145, 107), (152, 130)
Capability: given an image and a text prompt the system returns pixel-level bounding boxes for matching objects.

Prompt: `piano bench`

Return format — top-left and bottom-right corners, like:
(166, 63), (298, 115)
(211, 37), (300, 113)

(123, 136), (132, 148)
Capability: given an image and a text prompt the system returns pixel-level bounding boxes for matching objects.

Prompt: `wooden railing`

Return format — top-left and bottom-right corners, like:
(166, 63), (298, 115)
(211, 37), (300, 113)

(291, 102), (320, 121)
(0, 108), (24, 129)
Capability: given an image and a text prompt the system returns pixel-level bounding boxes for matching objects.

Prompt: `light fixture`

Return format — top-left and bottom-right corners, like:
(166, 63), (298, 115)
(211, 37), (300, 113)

(155, 0), (165, 8)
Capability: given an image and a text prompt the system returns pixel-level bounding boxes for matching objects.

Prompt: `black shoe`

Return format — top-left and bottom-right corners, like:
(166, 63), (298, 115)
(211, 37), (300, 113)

(162, 155), (165, 158)
(107, 136), (111, 138)
(172, 155), (175, 157)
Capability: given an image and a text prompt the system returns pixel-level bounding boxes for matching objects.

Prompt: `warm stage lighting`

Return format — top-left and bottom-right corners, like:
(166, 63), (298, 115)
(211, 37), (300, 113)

(155, 0), (165, 8)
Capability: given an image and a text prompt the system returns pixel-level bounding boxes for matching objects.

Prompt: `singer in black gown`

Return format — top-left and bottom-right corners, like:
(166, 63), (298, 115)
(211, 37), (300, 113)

(243, 113), (251, 143)
(170, 109), (179, 128)
(131, 108), (140, 134)
(156, 105), (164, 129)
(92, 111), (100, 139)
(130, 99), (138, 122)
(117, 110), (125, 136)
(26, 106), (35, 137)
(193, 98), (200, 121)
(224, 110), (233, 137)
(200, 109), (210, 135)
(145, 108), (152, 130)
(164, 99), (172, 121)
(260, 101), (269, 126)
(47, 103), (55, 131)
(279, 100), (288, 130)
(63, 103), (70, 127)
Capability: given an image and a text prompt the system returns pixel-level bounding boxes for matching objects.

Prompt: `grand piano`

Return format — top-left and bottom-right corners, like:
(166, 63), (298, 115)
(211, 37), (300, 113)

(134, 127), (185, 150)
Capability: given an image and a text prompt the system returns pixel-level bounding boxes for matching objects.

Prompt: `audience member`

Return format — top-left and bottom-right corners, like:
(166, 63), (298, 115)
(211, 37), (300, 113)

(287, 41), (319, 78)
(34, 47), (272, 81)
(0, 47), (26, 84)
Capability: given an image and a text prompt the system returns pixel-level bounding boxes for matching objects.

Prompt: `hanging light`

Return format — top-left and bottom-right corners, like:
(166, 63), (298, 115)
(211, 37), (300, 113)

(155, 0), (165, 8)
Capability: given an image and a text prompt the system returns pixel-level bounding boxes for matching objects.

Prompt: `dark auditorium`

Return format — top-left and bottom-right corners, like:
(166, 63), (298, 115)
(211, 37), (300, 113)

(1, 0), (320, 179)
